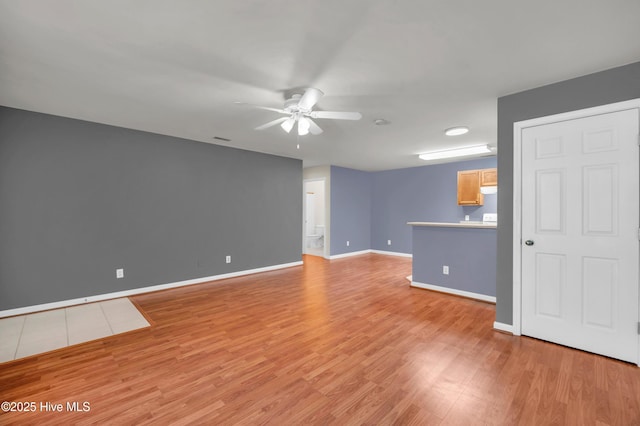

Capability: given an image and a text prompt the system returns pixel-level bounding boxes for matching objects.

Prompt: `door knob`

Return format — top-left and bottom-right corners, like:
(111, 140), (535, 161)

(525, 240), (534, 246)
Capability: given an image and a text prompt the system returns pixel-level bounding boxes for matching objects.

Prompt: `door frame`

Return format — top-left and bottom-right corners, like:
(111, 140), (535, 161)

(303, 177), (328, 258)
(512, 99), (640, 343)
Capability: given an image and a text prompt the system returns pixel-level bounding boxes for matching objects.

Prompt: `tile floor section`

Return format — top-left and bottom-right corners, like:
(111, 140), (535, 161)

(0, 298), (150, 363)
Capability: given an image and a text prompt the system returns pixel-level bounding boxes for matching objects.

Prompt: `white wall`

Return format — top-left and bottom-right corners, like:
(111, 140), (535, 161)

(306, 180), (325, 227)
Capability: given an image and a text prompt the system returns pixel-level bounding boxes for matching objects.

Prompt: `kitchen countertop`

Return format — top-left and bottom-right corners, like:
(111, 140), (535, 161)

(407, 221), (497, 229)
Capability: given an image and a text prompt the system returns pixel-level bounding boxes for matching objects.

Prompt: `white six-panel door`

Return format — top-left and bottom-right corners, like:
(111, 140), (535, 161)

(519, 107), (639, 363)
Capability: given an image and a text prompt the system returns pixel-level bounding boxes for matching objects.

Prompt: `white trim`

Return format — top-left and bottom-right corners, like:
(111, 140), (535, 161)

(327, 249), (413, 259)
(370, 249), (413, 258)
(410, 281), (496, 303)
(328, 249), (372, 259)
(493, 321), (514, 334)
(407, 221), (496, 229)
(512, 115), (523, 336)
(0, 261), (303, 318)
(512, 98), (640, 338)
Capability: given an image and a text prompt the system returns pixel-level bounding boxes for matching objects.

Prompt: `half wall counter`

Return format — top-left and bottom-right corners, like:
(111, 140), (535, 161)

(407, 222), (497, 302)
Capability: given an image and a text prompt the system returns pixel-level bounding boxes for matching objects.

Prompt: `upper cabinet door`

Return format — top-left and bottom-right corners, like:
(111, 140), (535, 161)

(480, 168), (497, 186)
(457, 170), (484, 205)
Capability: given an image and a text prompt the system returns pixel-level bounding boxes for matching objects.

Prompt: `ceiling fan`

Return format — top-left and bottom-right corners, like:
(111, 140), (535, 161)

(243, 88), (362, 136)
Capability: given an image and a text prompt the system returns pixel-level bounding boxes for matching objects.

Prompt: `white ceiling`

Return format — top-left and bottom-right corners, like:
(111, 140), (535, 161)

(1, 1), (639, 171)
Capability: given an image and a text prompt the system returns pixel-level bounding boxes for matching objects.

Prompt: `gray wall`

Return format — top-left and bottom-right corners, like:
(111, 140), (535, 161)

(496, 61), (640, 325)
(371, 157), (497, 254)
(330, 166), (372, 255)
(412, 226), (496, 297)
(0, 107), (302, 310)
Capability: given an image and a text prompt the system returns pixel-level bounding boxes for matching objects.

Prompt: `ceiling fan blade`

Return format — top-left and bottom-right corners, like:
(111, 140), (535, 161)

(253, 105), (288, 114)
(255, 117), (289, 130)
(235, 102), (287, 114)
(298, 88), (324, 110)
(281, 116), (296, 133)
(307, 118), (323, 135)
(310, 111), (362, 120)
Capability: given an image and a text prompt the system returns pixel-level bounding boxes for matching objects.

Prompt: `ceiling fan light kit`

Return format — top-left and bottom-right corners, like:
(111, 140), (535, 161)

(248, 87), (362, 136)
(419, 144), (492, 161)
(281, 117), (295, 133)
(297, 116), (311, 136)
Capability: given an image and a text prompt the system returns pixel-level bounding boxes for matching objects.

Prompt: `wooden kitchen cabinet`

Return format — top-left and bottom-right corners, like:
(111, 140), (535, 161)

(480, 168), (497, 186)
(457, 170), (484, 205)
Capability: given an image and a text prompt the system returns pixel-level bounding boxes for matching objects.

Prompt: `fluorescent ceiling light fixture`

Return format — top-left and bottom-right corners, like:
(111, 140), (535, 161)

(445, 126), (469, 136)
(419, 144), (492, 161)
(480, 185), (498, 194)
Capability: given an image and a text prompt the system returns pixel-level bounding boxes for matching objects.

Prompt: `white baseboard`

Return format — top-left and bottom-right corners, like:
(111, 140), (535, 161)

(328, 249), (372, 259)
(410, 281), (496, 304)
(370, 249), (412, 258)
(329, 249), (413, 260)
(493, 321), (514, 334)
(0, 261), (303, 318)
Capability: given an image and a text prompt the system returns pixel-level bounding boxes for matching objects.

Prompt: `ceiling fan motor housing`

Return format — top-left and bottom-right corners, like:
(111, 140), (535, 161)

(284, 94), (305, 113)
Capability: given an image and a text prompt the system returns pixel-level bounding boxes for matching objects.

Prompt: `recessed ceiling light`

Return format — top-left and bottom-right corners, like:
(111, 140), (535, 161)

(419, 144), (491, 161)
(373, 118), (390, 125)
(445, 126), (469, 136)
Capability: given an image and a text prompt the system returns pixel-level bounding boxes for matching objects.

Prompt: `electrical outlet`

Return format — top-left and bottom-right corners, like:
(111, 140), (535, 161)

(346, 241), (350, 247)
(464, 215), (470, 221)
(225, 255), (231, 264)
(116, 268), (124, 279)
(387, 240), (391, 246)
(442, 265), (449, 275)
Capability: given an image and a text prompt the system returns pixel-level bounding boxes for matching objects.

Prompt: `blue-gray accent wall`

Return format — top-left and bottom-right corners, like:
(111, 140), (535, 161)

(0, 106), (302, 311)
(330, 166), (372, 255)
(370, 157), (497, 254)
(328, 158), (497, 257)
(496, 61), (640, 325)
(412, 226), (496, 297)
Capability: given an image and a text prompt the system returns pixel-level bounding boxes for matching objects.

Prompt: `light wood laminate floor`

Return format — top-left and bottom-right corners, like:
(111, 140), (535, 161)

(1, 254), (639, 425)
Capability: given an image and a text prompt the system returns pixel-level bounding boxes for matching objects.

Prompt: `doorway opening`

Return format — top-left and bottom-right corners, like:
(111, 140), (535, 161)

(303, 179), (326, 258)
